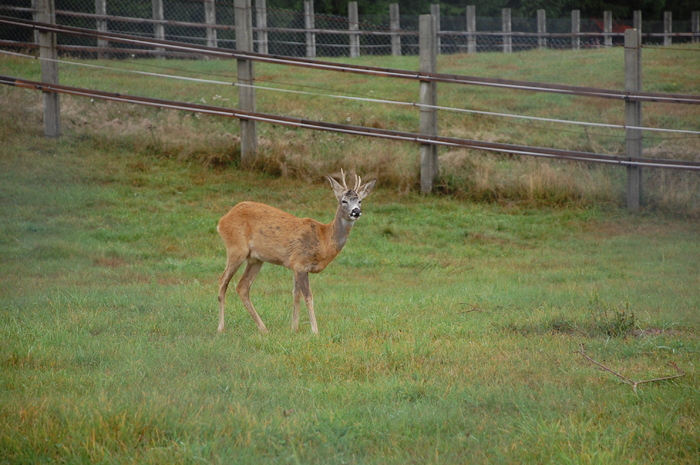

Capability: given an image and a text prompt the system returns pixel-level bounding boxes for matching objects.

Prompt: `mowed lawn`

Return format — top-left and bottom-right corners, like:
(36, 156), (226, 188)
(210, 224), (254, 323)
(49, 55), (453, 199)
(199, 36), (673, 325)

(1, 88), (699, 462)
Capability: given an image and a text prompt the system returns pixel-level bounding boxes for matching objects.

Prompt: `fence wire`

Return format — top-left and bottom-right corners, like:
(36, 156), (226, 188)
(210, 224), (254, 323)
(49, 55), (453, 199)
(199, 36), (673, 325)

(1, 1), (698, 58)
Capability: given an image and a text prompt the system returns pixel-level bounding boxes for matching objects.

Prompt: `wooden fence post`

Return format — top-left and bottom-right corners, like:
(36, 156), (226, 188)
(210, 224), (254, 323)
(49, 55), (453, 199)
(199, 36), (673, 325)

(152, 0), (165, 56)
(431, 3), (441, 54)
(390, 3), (401, 56)
(235, 0), (257, 165)
(305, 0), (315, 58)
(693, 11), (699, 44)
(349, 2), (359, 58)
(625, 28), (642, 210)
(37, 0), (61, 138)
(204, 0), (217, 48)
(571, 10), (580, 50)
(255, 0), (268, 54)
(419, 14), (438, 194)
(95, 0), (108, 58)
(603, 11), (612, 47)
(664, 11), (672, 46)
(633, 10), (642, 37)
(537, 9), (546, 49)
(31, 0), (40, 45)
(502, 8), (512, 53)
(466, 5), (476, 54)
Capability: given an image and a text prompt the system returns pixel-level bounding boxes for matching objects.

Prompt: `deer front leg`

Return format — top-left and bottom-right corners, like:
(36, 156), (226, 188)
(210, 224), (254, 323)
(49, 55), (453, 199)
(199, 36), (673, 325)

(218, 253), (246, 333)
(236, 260), (268, 333)
(294, 271), (317, 334)
(218, 270), (234, 333)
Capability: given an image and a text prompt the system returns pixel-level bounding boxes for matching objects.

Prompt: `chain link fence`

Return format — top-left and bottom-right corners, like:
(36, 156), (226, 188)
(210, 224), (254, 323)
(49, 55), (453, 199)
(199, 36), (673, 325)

(0, 1), (698, 58)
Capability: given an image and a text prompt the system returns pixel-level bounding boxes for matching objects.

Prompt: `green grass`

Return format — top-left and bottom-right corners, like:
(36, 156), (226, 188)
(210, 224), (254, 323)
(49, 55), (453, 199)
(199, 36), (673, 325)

(1, 49), (700, 463)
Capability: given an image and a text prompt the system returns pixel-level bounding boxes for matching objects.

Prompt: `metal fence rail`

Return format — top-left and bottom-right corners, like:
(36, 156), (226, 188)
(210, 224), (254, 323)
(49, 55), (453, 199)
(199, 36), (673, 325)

(3, 73), (698, 172)
(4, 15), (699, 108)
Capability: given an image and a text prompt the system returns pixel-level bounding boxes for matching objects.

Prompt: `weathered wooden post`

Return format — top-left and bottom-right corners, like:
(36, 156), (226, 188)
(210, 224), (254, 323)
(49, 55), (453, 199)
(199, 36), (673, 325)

(625, 28), (643, 210)
(305, 0), (315, 58)
(349, 1), (359, 58)
(31, 0), (40, 45)
(204, 0), (218, 48)
(603, 11), (612, 47)
(502, 8), (512, 53)
(466, 5), (476, 54)
(390, 3), (401, 56)
(235, 0), (257, 165)
(664, 11), (672, 46)
(419, 14), (438, 194)
(431, 3), (441, 54)
(693, 11), (699, 44)
(571, 10), (580, 50)
(537, 9), (546, 49)
(255, 0), (268, 54)
(152, 0), (165, 56)
(633, 10), (642, 37)
(95, 0), (108, 58)
(37, 0), (60, 138)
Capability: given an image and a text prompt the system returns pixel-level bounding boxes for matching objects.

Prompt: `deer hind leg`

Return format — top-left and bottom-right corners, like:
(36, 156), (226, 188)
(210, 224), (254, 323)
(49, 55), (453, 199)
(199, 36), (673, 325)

(292, 272), (309, 331)
(218, 251), (247, 333)
(236, 259), (268, 333)
(292, 273), (302, 332)
(293, 271), (317, 334)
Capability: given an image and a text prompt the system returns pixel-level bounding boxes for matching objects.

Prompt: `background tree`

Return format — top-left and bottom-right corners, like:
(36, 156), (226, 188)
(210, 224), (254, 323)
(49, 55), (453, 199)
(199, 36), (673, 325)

(266, 0), (697, 20)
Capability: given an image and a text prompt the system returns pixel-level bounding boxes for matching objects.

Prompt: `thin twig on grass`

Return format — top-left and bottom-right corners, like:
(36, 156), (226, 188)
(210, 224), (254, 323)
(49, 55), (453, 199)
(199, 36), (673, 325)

(460, 303), (483, 314)
(576, 344), (685, 393)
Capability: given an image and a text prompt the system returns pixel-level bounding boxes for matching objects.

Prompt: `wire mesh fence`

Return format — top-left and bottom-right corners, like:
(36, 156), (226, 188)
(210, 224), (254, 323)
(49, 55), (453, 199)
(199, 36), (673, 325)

(0, 0), (698, 58)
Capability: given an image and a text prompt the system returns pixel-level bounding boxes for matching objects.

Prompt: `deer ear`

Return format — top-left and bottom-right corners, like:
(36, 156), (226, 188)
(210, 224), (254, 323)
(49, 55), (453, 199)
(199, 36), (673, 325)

(326, 174), (346, 200)
(357, 178), (377, 200)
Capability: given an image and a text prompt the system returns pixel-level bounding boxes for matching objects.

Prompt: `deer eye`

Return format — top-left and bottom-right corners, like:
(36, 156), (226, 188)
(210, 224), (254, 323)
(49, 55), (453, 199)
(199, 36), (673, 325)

(342, 200), (348, 205)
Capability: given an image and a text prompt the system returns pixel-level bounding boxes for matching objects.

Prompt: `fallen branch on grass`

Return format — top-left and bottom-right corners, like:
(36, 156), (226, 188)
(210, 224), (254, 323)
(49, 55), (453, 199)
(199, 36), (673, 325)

(576, 343), (685, 393)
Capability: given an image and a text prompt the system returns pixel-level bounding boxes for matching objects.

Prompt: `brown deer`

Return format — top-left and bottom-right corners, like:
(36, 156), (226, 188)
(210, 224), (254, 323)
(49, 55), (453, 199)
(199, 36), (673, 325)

(217, 170), (376, 334)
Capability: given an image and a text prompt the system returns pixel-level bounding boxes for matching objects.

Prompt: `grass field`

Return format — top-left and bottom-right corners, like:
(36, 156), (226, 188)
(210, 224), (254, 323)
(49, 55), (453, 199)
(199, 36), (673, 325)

(1, 48), (700, 463)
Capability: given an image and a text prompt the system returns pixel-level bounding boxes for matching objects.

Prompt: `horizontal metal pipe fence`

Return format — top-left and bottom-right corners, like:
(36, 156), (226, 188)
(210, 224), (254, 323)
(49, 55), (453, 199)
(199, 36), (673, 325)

(2, 73), (698, 171)
(1, 11), (698, 209)
(2, 16), (699, 107)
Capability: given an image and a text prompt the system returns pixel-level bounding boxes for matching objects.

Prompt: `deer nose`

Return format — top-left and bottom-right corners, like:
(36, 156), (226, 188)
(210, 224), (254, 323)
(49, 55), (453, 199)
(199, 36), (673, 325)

(350, 207), (361, 218)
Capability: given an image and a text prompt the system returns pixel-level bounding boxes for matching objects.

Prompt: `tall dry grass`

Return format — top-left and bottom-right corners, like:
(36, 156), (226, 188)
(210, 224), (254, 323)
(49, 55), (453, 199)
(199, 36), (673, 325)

(437, 150), (621, 204)
(61, 94), (698, 212)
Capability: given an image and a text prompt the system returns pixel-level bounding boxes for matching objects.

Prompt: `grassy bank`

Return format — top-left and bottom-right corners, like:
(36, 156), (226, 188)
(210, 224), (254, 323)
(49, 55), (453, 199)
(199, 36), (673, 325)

(1, 75), (699, 463)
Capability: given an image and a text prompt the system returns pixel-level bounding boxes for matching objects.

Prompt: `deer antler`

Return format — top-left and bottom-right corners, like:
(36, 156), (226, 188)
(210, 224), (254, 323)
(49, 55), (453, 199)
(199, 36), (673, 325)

(339, 168), (348, 191)
(337, 169), (364, 192)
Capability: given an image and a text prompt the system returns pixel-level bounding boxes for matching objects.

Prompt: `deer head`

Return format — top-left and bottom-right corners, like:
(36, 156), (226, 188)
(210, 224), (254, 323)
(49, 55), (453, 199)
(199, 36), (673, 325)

(326, 169), (377, 223)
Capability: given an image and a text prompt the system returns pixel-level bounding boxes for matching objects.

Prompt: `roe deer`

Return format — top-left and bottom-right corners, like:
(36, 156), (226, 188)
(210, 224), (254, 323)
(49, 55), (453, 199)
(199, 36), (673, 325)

(217, 170), (376, 334)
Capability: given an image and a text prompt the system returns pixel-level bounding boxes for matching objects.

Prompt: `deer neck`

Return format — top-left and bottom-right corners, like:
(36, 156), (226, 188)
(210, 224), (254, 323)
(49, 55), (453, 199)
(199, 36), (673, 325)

(330, 207), (355, 251)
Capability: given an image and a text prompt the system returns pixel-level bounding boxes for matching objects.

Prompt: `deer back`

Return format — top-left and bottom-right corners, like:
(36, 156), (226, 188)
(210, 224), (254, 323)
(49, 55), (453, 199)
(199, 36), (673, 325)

(217, 201), (341, 273)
